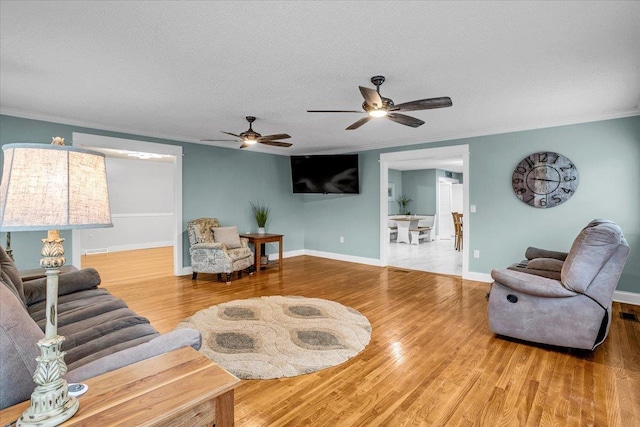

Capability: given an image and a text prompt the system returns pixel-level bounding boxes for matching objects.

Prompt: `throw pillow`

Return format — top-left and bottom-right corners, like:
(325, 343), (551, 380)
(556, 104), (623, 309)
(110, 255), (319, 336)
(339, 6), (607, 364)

(212, 226), (242, 249)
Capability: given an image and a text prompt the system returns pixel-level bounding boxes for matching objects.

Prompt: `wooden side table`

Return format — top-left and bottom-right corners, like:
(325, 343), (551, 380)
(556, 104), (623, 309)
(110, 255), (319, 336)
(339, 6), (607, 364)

(242, 233), (283, 274)
(0, 347), (240, 427)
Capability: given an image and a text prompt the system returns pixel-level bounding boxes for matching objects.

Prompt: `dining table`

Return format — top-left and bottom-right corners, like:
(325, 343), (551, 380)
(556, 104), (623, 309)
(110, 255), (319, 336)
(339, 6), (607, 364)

(393, 216), (427, 244)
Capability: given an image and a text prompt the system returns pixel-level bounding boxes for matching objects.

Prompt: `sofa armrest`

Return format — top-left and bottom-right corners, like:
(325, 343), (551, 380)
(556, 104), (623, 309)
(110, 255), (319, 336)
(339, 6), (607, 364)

(491, 268), (578, 298)
(23, 268), (102, 305)
(66, 328), (202, 383)
(525, 247), (568, 261)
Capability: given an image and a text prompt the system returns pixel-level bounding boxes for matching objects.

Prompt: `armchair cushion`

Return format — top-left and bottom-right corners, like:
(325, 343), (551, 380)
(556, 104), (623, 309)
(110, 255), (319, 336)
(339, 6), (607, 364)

(212, 226), (242, 249)
(562, 220), (624, 293)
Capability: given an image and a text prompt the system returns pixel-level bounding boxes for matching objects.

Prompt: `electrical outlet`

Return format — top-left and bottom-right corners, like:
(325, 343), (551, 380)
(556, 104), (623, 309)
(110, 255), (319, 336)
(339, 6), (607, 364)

(471, 205), (477, 213)
(473, 250), (480, 258)
(340, 236), (344, 243)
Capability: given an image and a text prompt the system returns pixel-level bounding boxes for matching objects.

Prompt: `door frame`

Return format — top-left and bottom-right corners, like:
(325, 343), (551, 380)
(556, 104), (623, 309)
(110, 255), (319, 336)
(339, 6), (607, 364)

(379, 144), (470, 278)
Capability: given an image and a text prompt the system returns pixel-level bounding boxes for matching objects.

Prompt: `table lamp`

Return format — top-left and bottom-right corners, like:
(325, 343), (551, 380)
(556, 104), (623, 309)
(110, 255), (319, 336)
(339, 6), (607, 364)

(0, 137), (112, 426)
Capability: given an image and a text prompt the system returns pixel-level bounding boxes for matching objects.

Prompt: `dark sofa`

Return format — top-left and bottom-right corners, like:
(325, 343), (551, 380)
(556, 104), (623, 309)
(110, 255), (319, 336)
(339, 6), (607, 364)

(0, 246), (201, 409)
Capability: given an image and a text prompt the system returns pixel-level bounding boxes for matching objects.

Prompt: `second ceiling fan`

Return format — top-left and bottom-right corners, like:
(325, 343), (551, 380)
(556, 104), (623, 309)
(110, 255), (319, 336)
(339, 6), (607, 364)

(308, 75), (452, 130)
(202, 116), (293, 149)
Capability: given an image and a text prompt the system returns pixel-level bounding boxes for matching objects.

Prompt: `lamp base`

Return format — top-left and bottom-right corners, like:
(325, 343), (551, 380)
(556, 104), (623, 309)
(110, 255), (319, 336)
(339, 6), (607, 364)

(17, 336), (79, 427)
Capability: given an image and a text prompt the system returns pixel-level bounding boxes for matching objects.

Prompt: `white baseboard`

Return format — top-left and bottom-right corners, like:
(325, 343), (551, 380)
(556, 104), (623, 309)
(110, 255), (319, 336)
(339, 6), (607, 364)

(303, 250), (382, 266)
(464, 272), (492, 283)
(613, 290), (640, 306)
(84, 241), (173, 254)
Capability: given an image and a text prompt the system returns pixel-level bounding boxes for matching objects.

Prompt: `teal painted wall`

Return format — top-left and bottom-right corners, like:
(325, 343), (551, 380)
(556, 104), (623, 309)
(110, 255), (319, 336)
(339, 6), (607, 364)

(401, 169), (436, 215)
(2, 114), (638, 294)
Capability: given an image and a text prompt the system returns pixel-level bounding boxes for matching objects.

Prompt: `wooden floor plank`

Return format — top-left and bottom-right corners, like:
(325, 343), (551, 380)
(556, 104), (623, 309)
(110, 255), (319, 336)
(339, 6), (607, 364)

(80, 247), (640, 426)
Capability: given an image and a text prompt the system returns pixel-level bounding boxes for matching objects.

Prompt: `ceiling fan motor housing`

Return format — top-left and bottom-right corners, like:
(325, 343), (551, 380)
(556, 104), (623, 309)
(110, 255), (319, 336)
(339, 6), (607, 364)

(362, 97), (394, 113)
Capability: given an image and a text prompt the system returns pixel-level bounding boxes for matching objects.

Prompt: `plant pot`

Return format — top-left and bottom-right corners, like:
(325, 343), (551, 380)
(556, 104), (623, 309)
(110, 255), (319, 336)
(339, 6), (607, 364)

(258, 227), (265, 234)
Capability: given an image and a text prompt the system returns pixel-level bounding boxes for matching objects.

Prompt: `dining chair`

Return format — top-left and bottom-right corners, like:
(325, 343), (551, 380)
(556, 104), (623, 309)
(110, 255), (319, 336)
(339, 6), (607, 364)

(451, 212), (463, 251)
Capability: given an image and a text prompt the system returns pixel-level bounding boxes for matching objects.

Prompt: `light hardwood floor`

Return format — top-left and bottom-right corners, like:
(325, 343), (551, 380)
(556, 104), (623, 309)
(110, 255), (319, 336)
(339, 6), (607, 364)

(81, 247), (640, 426)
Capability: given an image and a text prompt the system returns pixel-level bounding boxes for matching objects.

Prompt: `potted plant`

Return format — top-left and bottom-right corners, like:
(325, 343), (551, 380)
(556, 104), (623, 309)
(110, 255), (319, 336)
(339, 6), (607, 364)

(250, 200), (270, 234)
(398, 194), (413, 215)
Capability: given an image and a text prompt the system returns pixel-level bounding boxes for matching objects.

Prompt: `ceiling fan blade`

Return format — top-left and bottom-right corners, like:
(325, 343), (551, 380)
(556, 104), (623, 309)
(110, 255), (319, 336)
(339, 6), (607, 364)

(386, 113), (425, 128)
(221, 131), (242, 138)
(259, 140), (293, 147)
(346, 116), (372, 130)
(359, 86), (383, 109)
(201, 139), (239, 142)
(239, 142), (252, 149)
(259, 133), (291, 141)
(391, 97), (453, 112)
(307, 110), (364, 113)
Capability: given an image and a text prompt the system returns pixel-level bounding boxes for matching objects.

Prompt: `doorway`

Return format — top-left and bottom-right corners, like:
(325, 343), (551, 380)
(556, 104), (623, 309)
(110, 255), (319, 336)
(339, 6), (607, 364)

(379, 145), (469, 278)
(70, 133), (184, 275)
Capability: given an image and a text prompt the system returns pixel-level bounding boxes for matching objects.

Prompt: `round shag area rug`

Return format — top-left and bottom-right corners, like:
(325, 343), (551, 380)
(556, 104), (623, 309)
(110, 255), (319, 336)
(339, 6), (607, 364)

(176, 295), (372, 379)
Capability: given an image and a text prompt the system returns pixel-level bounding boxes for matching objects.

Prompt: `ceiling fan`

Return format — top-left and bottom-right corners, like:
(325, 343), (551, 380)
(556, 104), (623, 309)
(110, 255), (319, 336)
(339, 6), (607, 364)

(201, 116), (292, 148)
(307, 75), (452, 130)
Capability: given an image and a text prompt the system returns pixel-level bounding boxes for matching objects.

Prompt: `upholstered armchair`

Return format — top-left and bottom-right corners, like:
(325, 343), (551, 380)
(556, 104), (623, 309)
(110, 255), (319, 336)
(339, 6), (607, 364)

(487, 220), (629, 351)
(187, 217), (254, 284)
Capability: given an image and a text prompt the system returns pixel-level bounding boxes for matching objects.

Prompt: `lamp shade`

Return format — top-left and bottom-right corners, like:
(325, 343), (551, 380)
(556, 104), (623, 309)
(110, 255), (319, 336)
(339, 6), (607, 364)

(0, 143), (113, 231)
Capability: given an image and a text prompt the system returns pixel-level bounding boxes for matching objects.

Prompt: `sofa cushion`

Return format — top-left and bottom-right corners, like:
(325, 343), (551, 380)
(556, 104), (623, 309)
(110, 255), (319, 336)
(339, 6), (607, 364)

(0, 284), (42, 409)
(27, 288), (160, 366)
(23, 268), (101, 305)
(212, 226), (242, 249)
(0, 246), (26, 309)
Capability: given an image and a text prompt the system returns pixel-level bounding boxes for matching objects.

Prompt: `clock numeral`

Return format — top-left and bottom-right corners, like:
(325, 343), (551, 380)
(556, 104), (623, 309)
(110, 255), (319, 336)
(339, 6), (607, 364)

(552, 195), (562, 203)
(516, 188), (527, 195)
(539, 198), (547, 207)
(525, 157), (535, 169)
(560, 163), (575, 172)
(550, 153), (559, 164)
(561, 187), (574, 194)
(512, 178), (523, 184)
(525, 195), (535, 204)
(563, 175), (576, 182)
(538, 152), (548, 163)
(515, 166), (527, 174)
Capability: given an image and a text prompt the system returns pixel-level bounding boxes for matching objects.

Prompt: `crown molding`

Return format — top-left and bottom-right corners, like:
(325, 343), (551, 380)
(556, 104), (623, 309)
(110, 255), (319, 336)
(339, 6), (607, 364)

(2, 106), (638, 157)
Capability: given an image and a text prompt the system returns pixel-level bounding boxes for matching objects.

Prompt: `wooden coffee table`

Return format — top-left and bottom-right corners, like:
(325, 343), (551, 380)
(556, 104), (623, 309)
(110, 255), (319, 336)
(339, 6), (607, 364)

(0, 347), (240, 427)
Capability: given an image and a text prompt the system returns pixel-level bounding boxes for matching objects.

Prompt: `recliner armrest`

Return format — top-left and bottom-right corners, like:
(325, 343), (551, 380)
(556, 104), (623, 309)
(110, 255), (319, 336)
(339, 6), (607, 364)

(525, 247), (568, 261)
(491, 268), (578, 298)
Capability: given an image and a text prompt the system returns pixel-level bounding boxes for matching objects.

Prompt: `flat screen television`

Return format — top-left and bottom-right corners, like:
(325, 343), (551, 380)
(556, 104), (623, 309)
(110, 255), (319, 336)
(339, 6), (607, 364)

(290, 154), (359, 194)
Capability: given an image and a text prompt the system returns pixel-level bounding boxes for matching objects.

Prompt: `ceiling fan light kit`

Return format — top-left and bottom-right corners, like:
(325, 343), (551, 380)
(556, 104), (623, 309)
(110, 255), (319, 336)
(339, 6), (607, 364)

(308, 75), (452, 130)
(201, 115), (293, 149)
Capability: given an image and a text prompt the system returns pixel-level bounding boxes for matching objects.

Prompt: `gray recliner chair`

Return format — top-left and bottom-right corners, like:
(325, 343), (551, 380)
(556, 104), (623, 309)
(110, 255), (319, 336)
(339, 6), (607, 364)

(487, 220), (629, 351)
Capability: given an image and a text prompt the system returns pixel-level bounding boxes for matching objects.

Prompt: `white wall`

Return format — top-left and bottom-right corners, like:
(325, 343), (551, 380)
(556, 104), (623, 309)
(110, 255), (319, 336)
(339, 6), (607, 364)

(80, 157), (174, 253)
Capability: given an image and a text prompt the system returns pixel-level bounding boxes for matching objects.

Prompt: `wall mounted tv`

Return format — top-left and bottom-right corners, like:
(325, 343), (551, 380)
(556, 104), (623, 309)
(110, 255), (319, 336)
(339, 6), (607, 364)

(290, 154), (360, 194)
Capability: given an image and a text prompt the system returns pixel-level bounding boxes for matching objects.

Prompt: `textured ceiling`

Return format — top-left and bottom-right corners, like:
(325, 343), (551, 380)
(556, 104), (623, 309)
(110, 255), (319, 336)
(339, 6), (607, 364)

(1, 1), (639, 164)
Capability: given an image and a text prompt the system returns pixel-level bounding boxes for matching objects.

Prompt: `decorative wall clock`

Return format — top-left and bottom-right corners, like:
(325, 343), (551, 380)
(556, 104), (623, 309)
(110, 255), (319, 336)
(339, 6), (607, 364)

(512, 151), (578, 208)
